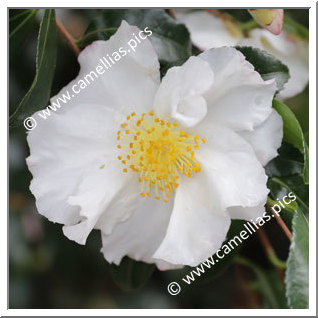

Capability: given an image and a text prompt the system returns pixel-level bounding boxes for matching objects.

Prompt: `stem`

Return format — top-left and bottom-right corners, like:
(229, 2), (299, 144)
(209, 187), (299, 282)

(257, 228), (287, 270)
(267, 204), (292, 241)
(56, 18), (80, 56)
(238, 19), (258, 32)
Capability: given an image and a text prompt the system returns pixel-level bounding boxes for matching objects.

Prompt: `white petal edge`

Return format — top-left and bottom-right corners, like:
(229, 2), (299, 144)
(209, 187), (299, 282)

(197, 47), (276, 132)
(240, 109), (283, 166)
(100, 196), (181, 269)
(154, 56), (214, 127)
(175, 10), (240, 50)
(239, 29), (309, 99)
(153, 173), (231, 267)
(50, 20), (160, 116)
(27, 103), (123, 226)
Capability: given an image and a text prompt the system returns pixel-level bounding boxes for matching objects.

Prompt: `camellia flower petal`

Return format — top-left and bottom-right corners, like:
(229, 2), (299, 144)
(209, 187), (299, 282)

(27, 21), (282, 268)
(175, 10), (308, 99)
(175, 9), (243, 50)
(239, 29), (309, 100)
(248, 9), (284, 35)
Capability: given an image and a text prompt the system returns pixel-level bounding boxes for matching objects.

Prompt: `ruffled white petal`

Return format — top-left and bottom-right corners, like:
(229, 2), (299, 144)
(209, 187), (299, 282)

(154, 126), (269, 266)
(175, 10), (240, 50)
(198, 47), (276, 132)
(27, 103), (123, 226)
(154, 56), (214, 127)
(63, 161), (139, 245)
(153, 172), (231, 267)
(227, 198), (267, 221)
(239, 29), (309, 99)
(27, 20), (162, 244)
(196, 126), (269, 210)
(240, 110), (283, 166)
(100, 196), (177, 268)
(51, 20), (160, 115)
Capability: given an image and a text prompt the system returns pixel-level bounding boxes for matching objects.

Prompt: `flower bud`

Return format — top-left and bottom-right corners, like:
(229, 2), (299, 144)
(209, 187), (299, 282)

(248, 9), (284, 35)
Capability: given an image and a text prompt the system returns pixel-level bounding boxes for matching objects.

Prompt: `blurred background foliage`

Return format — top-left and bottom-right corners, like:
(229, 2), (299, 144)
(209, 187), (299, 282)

(9, 8), (309, 309)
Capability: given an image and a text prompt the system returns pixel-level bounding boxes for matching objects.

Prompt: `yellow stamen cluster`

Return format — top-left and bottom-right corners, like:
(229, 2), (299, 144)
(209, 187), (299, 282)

(116, 111), (206, 202)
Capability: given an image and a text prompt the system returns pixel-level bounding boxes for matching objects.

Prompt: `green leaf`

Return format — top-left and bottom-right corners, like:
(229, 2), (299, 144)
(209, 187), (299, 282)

(266, 142), (304, 178)
(273, 99), (309, 184)
(267, 176), (309, 215)
(9, 9), (38, 59)
(9, 9), (57, 128)
(285, 206), (309, 308)
(236, 257), (288, 309)
(78, 9), (191, 66)
(235, 46), (290, 92)
(106, 256), (155, 291)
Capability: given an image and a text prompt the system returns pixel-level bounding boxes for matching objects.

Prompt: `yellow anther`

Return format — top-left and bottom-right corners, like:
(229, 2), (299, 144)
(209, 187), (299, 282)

(116, 112), (203, 202)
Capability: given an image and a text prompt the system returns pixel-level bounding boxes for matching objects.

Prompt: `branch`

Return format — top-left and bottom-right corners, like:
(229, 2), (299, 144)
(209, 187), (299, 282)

(267, 204), (292, 241)
(257, 227), (286, 286)
(56, 18), (80, 56)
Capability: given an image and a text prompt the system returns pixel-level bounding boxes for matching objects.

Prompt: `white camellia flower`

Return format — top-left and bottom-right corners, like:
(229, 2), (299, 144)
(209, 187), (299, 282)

(27, 21), (283, 269)
(175, 10), (243, 50)
(175, 10), (309, 100)
(239, 29), (309, 100)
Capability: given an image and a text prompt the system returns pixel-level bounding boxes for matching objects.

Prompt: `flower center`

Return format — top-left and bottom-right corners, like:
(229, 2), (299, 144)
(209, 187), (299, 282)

(116, 111), (206, 202)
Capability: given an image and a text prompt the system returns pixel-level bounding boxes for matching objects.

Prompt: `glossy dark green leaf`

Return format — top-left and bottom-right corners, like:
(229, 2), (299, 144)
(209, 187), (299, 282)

(10, 9), (57, 128)
(106, 257), (155, 291)
(267, 176), (308, 216)
(273, 99), (309, 184)
(235, 46), (290, 92)
(236, 257), (288, 308)
(78, 9), (191, 66)
(266, 142), (304, 177)
(285, 206), (309, 308)
(9, 9), (38, 59)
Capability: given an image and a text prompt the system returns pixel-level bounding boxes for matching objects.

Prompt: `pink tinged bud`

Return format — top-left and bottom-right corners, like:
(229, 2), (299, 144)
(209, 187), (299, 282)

(248, 9), (284, 35)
